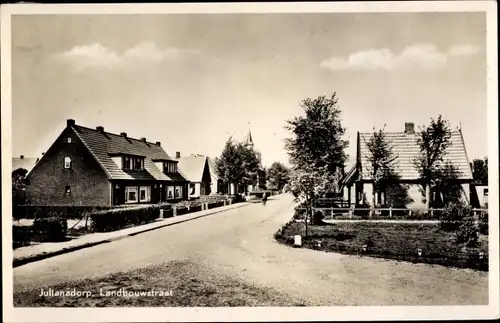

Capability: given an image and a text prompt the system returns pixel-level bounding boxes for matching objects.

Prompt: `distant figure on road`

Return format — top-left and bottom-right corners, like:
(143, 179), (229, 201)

(262, 193), (268, 206)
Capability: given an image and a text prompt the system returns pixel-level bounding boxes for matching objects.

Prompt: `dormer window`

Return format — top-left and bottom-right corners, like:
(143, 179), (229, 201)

(122, 155), (144, 170)
(67, 137), (72, 143)
(164, 161), (177, 173)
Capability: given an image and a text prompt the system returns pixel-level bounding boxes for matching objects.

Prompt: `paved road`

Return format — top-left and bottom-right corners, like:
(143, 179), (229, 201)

(14, 194), (488, 305)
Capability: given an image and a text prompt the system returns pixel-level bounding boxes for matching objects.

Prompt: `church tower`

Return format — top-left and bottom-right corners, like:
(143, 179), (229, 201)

(244, 128), (254, 148)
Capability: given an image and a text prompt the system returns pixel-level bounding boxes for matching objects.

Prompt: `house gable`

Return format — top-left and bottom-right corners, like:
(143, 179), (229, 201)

(26, 126), (111, 206)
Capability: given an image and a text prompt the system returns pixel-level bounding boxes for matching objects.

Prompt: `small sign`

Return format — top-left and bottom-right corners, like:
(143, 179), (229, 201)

(294, 235), (302, 247)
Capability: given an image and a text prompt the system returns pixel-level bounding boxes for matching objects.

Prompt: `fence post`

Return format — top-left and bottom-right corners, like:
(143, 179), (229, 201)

(173, 207), (177, 217)
(389, 206), (392, 218)
(430, 208), (434, 217)
(409, 210), (412, 217)
(160, 209), (164, 219)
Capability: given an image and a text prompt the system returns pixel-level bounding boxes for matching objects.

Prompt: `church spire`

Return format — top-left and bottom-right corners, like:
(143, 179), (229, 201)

(244, 123), (254, 148)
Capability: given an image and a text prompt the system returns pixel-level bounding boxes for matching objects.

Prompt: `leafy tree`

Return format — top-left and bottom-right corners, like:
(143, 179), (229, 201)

(12, 168), (30, 207)
(285, 93), (349, 178)
(237, 143), (262, 192)
(285, 93), (349, 233)
(288, 165), (337, 233)
(215, 138), (245, 194)
(267, 162), (290, 191)
(472, 157), (488, 184)
(413, 115), (453, 209)
(215, 137), (262, 194)
(364, 126), (398, 214)
(384, 170), (414, 209)
(433, 161), (463, 207)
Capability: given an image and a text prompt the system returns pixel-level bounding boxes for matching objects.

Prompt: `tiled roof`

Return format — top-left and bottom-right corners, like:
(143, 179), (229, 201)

(72, 125), (187, 182)
(13, 157), (38, 173)
(358, 130), (473, 181)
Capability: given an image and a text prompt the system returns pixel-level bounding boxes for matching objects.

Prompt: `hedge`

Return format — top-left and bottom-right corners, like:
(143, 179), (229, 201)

(32, 217), (68, 242)
(13, 217), (68, 249)
(13, 205), (112, 220)
(89, 205), (160, 232)
(13, 225), (32, 249)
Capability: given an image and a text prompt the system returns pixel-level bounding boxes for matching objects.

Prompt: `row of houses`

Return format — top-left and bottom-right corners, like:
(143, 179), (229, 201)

(13, 119), (262, 207)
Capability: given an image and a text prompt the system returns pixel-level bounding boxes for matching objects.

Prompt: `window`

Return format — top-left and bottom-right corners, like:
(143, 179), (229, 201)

(166, 186), (175, 200)
(175, 185), (183, 198)
(122, 155), (144, 170)
(64, 157), (71, 169)
(65, 185), (71, 194)
(125, 187), (138, 203)
(134, 157), (144, 170)
(189, 183), (195, 195)
(164, 162), (177, 173)
(139, 186), (151, 202)
(484, 188), (488, 196)
(67, 137), (72, 143)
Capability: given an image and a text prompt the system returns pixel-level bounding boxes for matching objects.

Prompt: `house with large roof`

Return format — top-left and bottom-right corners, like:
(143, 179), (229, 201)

(26, 119), (189, 206)
(175, 153), (221, 199)
(340, 122), (474, 209)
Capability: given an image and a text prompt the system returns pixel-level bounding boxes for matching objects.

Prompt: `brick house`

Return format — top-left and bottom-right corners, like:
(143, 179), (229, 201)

(340, 122), (474, 209)
(26, 119), (189, 206)
(175, 153), (222, 199)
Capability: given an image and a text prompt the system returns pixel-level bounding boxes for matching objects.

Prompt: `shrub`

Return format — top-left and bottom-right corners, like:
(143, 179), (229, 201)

(312, 210), (325, 225)
(455, 210), (479, 247)
(89, 205), (160, 232)
(13, 225), (32, 248)
(32, 217), (68, 242)
(478, 210), (488, 235)
(13, 205), (111, 220)
(440, 202), (469, 231)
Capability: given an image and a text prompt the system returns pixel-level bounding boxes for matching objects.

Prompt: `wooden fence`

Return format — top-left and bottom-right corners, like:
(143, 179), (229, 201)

(297, 206), (488, 219)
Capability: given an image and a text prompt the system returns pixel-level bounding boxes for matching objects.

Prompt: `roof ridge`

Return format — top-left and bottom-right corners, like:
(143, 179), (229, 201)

(74, 124), (161, 146)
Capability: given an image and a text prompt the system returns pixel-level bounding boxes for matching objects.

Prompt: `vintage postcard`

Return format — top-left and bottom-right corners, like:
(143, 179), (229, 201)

(1, 1), (498, 322)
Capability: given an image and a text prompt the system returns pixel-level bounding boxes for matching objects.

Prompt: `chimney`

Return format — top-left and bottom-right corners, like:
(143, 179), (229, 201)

(67, 119), (75, 127)
(20, 155), (24, 159)
(404, 122), (415, 134)
(156, 141), (161, 147)
(96, 126), (104, 133)
(176, 152), (180, 159)
(120, 132), (127, 138)
(140, 137), (147, 143)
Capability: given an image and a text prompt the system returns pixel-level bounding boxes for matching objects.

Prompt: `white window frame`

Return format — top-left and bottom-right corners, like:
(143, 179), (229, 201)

(67, 137), (72, 143)
(175, 185), (183, 198)
(125, 186), (138, 203)
(64, 157), (72, 169)
(139, 186), (151, 202)
(166, 186), (175, 200)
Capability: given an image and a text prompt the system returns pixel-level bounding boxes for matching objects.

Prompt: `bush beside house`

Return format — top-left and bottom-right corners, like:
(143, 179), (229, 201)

(89, 205), (161, 232)
(13, 205), (112, 220)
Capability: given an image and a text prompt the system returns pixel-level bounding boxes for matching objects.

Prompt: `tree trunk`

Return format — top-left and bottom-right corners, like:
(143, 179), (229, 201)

(371, 182), (376, 218)
(425, 184), (431, 210)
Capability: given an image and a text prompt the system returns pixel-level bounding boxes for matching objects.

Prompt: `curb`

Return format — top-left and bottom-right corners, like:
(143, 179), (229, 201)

(13, 202), (249, 268)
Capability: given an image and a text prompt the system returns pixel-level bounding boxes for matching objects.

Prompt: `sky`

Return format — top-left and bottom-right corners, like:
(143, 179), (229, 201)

(11, 12), (487, 168)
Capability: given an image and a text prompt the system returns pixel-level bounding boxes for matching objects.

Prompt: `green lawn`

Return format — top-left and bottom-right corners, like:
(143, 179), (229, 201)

(276, 221), (488, 271)
(14, 260), (306, 307)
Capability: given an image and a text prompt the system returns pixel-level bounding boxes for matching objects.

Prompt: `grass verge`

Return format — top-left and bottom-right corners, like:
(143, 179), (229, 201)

(275, 221), (488, 271)
(14, 260), (306, 307)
